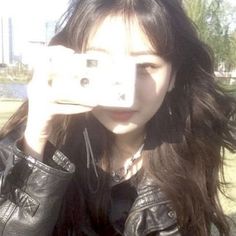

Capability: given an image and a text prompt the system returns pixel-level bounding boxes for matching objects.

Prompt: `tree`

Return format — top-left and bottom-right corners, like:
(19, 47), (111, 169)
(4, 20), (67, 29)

(183, 0), (236, 71)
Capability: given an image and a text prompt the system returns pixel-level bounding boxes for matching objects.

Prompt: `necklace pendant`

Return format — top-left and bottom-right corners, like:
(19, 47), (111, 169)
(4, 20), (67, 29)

(111, 167), (127, 183)
(111, 142), (145, 183)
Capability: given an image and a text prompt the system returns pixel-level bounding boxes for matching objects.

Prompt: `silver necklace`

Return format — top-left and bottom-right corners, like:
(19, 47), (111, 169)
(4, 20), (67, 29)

(111, 143), (145, 183)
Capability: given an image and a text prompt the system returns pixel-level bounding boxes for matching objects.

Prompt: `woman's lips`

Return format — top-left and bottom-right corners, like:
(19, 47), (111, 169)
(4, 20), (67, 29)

(107, 110), (136, 121)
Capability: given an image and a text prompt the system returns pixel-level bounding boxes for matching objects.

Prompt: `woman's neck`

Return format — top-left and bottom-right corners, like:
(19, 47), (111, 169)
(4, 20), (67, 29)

(113, 126), (146, 161)
(109, 127), (146, 185)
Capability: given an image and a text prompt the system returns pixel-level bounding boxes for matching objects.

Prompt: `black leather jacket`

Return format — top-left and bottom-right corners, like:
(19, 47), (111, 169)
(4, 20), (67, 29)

(0, 129), (180, 236)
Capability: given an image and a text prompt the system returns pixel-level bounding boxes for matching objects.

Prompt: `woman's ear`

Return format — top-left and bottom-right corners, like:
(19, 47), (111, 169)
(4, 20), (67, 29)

(167, 70), (176, 92)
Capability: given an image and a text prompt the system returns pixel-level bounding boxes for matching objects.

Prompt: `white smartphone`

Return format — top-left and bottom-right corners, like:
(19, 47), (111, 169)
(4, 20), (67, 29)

(51, 54), (136, 107)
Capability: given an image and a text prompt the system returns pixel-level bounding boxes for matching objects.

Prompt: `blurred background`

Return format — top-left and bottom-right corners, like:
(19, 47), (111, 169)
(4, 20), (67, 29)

(0, 0), (68, 115)
(0, 0), (236, 234)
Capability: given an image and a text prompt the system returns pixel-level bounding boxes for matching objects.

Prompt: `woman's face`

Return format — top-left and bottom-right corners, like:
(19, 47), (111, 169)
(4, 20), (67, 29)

(87, 16), (174, 135)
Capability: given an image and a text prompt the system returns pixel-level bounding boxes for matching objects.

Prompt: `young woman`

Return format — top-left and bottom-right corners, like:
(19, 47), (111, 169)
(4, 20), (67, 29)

(0, 0), (235, 235)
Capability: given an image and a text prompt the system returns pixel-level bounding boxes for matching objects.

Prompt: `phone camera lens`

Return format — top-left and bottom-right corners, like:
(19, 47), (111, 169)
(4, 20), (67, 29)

(80, 78), (90, 87)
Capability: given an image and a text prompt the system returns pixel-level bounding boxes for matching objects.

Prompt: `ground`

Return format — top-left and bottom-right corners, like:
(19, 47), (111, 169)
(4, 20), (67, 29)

(0, 100), (235, 235)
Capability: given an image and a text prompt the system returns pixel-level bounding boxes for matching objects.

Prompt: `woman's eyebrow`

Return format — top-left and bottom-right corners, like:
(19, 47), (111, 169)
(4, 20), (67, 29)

(130, 51), (156, 57)
(86, 47), (157, 57)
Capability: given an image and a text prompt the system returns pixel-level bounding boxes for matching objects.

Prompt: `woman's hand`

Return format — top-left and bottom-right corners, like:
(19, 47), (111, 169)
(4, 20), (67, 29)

(24, 46), (94, 161)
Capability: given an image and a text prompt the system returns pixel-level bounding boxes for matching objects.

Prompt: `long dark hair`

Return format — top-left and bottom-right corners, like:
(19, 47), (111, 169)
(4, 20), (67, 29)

(1, 0), (235, 235)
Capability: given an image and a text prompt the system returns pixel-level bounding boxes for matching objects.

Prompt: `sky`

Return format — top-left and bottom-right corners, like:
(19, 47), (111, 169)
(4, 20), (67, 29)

(0, 0), (69, 58)
(0, 0), (69, 20)
(228, 0), (236, 6)
(1, 0), (235, 25)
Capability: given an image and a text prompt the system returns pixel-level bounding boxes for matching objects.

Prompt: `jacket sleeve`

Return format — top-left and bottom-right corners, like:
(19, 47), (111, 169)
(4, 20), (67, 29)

(0, 141), (75, 236)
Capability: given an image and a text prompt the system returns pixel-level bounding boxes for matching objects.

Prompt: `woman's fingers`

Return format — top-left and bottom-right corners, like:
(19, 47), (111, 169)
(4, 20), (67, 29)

(51, 103), (93, 115)
(24, 45), (96, 159)
(28, 45), (96, 115)
(31, 45), (75, 82)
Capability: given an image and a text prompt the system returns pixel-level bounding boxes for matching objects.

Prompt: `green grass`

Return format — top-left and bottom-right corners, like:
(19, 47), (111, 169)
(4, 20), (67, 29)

(0, 100), (235, 234)
(220, 152), (236, 235)
(218, 82), (236, 98)
(0, 100), (23, 128)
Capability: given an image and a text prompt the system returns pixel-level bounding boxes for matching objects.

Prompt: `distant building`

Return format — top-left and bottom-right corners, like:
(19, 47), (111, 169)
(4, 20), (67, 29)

(0, 17), (57, 66)
(0, 17), (14, 64)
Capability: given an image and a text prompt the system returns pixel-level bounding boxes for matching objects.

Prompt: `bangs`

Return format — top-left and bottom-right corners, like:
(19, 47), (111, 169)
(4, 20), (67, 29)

(134, 1), (175, 59)
(61, 0), (175, 59)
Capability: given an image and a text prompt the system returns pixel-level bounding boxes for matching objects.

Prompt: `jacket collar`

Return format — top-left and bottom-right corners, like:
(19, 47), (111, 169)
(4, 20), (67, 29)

(124, 173), (178, 235)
